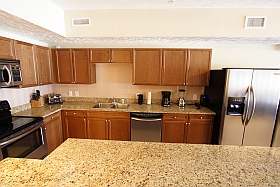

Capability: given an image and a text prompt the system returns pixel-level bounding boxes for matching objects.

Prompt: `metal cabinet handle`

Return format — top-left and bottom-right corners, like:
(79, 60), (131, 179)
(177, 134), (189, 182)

(73, 112), (76, 115)
(173, 116), (177, 119)
(200, 117), (203, 119)
(51, 116), (54, 119)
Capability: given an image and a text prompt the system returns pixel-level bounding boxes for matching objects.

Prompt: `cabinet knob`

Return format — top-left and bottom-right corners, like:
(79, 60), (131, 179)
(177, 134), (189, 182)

(73, 82), (76, 84)
(200, 117), (203, 119)
(73, 112), (76, 115)
(173, 116), (177, 119)
(51, 116), (54, 119)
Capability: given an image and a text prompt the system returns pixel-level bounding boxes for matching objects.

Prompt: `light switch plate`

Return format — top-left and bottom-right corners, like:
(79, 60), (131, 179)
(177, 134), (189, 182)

(68, 91), (72, 96)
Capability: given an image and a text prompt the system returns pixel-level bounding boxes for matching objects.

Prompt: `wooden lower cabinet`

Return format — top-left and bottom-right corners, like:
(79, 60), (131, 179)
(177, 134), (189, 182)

(87, 111), (130, 141)
(162, 113), (214, 144)
(62, 110), (87, 140)
(44, 111), (63, 154)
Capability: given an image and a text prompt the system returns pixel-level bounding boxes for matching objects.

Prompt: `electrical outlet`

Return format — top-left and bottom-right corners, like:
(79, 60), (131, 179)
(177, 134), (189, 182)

(136, 93), (141, 99)
(193, 94), (197, 100)
(75, 91), (79, 97)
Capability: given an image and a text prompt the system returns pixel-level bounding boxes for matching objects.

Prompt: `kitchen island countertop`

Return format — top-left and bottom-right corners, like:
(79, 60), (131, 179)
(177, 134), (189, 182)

(0, 138), (279, 186)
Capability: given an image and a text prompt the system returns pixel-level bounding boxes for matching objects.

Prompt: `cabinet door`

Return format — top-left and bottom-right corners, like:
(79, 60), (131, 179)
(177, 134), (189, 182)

(87, 118), (108, 140)
(162, 120), (186, 143)
(64, 117), (87, 139)
(109, 118), (130, 141)
(133, 49), (162, 85)
(72, 49), (91, 84)
(44, 112), (63, 154)
(35, 46), (52, 85)
(90, 48), (111, 63)
(162, 49), (186, 86)
(14, 41), (37, 87)
(0, 36), (15, 59)
(111, 49), (132, 63)
(186, 49), (211, 86)
(186, 114), (214, 144)
(54, 49), (73, 83)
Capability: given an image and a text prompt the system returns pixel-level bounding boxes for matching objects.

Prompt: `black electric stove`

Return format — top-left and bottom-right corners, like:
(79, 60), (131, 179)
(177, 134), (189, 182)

(0, 100), (43, 140)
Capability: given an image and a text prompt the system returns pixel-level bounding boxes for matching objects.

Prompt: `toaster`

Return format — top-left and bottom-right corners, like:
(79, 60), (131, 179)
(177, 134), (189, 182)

(48, 93), (63, 104)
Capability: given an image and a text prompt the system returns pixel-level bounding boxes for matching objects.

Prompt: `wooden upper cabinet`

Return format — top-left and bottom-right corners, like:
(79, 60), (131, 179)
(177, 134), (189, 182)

(54, 49), (73, 83)
(90, 48), (111, 63)
(162, 49), (187, 86)
(186, 49), (212, 86)
(35, 46), (52, 85)
(0, 36), (15, 59)
(90, 48), (132, 63)
(111, 49), (132, 63)
(72, 49), (93, 84)
(14, 41), (37, 87)
(133, 49), (162, 85)
(53, 48), (96, 84)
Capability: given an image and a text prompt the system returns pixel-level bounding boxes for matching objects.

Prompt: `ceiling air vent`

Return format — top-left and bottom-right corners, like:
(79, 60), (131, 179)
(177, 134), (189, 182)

(245, 16), (267, 28)
(72, 18), (91, 26)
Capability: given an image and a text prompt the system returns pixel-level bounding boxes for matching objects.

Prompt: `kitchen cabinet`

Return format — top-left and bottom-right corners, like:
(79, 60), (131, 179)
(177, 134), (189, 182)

(14, 41), (37, 87)
(87, 111), (130, 141)
(90, 48), (132, 63)
(133, 48), (162, 85)
(161, 49), (187, 86)
(162, 113), (214, 144)
(34, 46), (52, 85)
(53, 48), (96, 84)
(0, 36), (15, 59)
(44, 111), (63, 154)
(62, 110), (87, 140)
(186, 49), (212, 86)
(186, 114), (213, 144)
(162, 114), (186, 143)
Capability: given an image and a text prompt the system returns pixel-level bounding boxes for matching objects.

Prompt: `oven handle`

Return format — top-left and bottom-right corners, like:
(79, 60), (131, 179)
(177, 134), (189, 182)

(0, 123), (43, 147)
(131, 117), (162, 122)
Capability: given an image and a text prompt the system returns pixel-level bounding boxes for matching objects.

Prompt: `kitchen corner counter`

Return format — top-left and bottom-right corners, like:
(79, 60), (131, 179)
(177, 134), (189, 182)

(13, 101), (215, 117)
(1, 138), (280, 186)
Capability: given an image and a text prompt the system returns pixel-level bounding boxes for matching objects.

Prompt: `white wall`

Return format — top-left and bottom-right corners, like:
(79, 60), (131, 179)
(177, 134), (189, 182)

(0, 0), (65, 36)
(0, 85), (53, 108)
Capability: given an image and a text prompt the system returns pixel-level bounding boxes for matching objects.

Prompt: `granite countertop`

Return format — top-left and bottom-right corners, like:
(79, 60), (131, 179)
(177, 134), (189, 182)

(13, 101), (215, 118)
(0, 138), (279, 186)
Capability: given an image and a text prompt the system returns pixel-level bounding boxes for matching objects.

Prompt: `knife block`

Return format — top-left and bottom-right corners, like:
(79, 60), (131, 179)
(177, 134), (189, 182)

(31, 97), (44, 108)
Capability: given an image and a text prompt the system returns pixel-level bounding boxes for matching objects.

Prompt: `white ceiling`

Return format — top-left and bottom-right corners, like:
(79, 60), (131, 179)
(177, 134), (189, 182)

(49, 0), (280, 10)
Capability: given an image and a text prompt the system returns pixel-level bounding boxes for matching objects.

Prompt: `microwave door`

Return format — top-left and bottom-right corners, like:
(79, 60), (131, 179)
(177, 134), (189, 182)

(0, 65), (12, 87)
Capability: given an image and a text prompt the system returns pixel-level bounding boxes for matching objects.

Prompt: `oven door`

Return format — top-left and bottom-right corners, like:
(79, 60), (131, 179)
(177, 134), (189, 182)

(0, 64), (12, 87)
(0, 122), (48, 161)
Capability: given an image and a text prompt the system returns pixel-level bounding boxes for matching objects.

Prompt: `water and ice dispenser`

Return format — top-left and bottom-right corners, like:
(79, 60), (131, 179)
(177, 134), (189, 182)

(227, 97), (245, 115)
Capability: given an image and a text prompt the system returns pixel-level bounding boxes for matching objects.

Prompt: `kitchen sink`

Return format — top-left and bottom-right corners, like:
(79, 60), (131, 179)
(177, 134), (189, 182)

(93, 103), (129, 109)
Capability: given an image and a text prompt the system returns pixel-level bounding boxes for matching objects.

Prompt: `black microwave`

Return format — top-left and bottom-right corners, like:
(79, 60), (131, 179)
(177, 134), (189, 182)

(0, 58), (23, 87)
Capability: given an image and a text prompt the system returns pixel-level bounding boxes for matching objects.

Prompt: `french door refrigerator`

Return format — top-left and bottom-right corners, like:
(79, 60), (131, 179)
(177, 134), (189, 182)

(205, 68), (280, 146)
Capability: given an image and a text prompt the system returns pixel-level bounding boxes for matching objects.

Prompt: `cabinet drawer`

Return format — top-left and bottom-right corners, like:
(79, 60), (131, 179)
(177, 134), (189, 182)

(63, 110), (86, 117)
(163, 113), (186, 121)
(87, 111), (130, 119)
(44, 111), (61, 124)
(188, 114), (214, 122)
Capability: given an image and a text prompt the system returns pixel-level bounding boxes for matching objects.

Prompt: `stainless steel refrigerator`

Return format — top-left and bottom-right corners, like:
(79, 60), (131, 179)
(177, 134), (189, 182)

(205, 68), (280, 146)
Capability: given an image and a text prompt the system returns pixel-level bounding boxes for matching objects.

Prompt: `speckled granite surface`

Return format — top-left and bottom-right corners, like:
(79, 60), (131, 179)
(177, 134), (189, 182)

(13, 101), (215, 117)
(0, 138), (280, 186)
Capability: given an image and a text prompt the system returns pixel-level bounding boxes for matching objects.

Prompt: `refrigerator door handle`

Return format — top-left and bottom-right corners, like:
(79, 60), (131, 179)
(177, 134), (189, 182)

(242, 86), (251, 126)
(245, 86), (256, 126)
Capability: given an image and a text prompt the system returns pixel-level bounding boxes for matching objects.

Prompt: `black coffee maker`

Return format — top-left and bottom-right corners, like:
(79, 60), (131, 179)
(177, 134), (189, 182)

(162, 91), (171, 107)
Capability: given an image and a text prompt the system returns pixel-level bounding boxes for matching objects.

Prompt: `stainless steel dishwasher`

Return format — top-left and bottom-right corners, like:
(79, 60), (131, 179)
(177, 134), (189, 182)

(131, 112), (162, 142)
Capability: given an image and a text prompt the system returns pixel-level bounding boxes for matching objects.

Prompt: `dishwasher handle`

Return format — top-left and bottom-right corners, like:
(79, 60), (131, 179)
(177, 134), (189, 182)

(131, 117), (162, 122)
